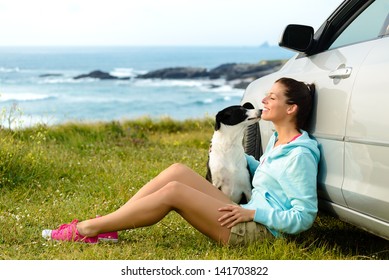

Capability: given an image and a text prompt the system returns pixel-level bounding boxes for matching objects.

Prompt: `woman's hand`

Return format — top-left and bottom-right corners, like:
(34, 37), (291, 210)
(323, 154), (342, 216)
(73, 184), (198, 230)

(218, 204), (255, 228)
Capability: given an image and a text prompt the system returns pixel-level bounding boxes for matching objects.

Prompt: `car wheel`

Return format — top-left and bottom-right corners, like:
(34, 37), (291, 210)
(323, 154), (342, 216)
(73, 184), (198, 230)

(243, 122), (263, 160)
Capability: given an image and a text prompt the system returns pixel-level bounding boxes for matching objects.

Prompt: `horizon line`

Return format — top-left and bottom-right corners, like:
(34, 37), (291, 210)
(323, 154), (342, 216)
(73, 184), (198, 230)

(0, 43), (279, 48)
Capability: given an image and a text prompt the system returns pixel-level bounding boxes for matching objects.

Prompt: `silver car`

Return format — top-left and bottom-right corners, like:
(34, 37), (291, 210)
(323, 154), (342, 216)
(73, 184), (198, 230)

(242, 0), (389, 240)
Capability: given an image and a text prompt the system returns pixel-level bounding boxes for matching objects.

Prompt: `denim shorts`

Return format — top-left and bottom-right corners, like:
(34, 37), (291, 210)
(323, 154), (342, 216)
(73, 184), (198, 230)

(228, 221), (274, 245)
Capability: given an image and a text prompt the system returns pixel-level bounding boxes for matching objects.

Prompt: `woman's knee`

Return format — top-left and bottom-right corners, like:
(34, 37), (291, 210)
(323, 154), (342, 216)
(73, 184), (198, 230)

(159, 181), (184, 205)
(168, 163), (190, 174)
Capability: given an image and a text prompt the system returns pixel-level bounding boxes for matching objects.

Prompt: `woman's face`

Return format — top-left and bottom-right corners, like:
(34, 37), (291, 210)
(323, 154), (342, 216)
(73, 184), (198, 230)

(261, 82), (291, 123)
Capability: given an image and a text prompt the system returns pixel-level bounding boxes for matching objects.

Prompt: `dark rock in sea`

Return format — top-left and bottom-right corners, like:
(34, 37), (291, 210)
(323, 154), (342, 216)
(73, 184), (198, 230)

(39, 73), (63, 78)
(73, 70), (130, 80)
(137, 67), (208, 79)
(209, 60), (284, 81)
(209, 60), (285, 89)
(134, 60), (285, 89)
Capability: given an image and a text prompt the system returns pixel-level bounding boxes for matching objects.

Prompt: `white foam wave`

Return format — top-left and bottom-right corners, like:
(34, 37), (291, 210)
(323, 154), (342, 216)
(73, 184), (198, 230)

(110, 68), (146, 78)
(134, 78), (205, 88)
(0, 92), (53, 102)
(0, 67), (21, 73)
(37, 75), (101, 84)
(133, 78), (240, 94)
(38, 77), (76, 84)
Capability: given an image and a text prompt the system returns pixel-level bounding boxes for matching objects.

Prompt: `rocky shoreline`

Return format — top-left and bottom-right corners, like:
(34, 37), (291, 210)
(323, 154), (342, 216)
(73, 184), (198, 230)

(136, 60), (285, 89)
(40, 60), (285, 89)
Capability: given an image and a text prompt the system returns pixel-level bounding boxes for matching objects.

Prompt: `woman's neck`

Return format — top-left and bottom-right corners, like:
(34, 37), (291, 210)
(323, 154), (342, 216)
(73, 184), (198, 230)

(274, 125), (301, 147)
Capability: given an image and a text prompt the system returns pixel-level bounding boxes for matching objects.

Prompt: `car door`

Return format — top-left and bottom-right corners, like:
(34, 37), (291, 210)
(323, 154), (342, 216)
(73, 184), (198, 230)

(343, 5), (389, 225)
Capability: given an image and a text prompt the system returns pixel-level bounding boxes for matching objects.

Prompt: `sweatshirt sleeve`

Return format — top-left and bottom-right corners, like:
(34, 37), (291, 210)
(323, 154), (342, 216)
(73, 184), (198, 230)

(253, 152), (318, 234)
(245, 154), (260, 177)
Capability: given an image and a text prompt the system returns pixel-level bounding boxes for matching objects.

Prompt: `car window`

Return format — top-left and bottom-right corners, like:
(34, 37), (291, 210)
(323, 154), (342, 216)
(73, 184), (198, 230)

(330, 0), (389, 49)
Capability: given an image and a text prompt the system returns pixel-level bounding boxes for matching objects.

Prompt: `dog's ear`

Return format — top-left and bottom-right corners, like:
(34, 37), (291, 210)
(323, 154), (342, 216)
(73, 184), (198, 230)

(215, 110), (226, 131)
(242, 102), (254, 109)
(215, 116), (221, 130)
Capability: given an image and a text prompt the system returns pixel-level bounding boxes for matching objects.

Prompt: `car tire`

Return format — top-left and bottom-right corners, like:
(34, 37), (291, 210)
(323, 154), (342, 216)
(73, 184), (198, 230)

(243, 122), (263, 160)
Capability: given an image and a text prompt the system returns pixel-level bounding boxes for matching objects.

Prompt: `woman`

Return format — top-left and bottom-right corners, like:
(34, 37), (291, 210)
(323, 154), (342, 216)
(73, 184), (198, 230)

(42, 77), (320, 245)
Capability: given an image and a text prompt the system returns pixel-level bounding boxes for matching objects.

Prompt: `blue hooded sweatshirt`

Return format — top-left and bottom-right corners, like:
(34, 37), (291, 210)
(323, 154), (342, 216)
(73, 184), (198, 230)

(241, 130), (320, 237)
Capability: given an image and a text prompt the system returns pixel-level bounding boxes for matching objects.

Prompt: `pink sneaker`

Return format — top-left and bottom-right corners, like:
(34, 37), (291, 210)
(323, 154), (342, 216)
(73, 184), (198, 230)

(42, 219), (98, 243)
(98, 232), (119, 243)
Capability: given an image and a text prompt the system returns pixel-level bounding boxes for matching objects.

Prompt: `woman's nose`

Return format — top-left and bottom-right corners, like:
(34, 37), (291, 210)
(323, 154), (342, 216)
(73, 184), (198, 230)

(262, 96), (268, 104)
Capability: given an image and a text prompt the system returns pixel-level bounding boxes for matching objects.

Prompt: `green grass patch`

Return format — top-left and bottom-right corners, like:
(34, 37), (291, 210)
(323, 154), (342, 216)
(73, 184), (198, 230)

(0, 117), (388, 260)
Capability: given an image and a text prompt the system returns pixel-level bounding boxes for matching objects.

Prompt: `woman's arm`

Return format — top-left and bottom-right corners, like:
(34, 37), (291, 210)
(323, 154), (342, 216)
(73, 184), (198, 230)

(245, 154), (260, 176)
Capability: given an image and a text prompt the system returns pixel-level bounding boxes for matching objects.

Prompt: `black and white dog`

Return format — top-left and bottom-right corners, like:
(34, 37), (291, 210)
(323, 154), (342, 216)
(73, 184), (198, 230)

(206, 105), (262, 204)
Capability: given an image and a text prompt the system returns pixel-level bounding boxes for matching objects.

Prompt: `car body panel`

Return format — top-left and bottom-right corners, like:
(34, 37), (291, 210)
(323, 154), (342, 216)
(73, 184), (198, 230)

(343, 36), (389, 222)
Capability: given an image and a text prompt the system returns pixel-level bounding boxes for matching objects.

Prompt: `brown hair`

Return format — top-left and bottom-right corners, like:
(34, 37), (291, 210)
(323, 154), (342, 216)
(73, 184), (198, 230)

(275, 77), (315, 131)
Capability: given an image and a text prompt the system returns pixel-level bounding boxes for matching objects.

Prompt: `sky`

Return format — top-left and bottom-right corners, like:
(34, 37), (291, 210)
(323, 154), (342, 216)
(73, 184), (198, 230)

(0, 0), (344, 46)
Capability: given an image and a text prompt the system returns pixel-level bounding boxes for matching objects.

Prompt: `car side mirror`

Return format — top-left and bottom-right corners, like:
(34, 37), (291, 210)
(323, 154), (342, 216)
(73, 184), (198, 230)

(278, 24), (314, 53)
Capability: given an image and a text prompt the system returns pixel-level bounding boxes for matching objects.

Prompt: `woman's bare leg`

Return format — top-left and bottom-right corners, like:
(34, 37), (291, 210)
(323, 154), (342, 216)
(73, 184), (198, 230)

(78, 181), (233, 244)
(129, 163), (231, 204)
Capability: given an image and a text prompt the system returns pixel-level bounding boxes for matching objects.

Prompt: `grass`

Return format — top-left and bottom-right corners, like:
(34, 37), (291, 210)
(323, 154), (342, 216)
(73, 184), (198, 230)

(0, 117), (388, 260)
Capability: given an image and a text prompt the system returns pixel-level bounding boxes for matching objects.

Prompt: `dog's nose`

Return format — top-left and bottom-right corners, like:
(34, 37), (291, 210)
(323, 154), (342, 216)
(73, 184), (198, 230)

(258, 109), (263, 117)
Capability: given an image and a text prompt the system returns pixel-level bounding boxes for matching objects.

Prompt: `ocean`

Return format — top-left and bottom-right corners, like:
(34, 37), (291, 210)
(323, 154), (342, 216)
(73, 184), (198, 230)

(0, 46), (293, 128)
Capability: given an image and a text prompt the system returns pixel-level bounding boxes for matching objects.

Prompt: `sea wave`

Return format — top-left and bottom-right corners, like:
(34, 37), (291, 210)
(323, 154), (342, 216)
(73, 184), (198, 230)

(0, 92), (55, 102)
(0, 67), (21, 73)
(189, 95), (237, 106)
(37, 76), (98, 84)
(133, 78), (204, 88)
(110, 68), (146, 78)
(133, 77), (242, 94)
(61, 95), (132, 104)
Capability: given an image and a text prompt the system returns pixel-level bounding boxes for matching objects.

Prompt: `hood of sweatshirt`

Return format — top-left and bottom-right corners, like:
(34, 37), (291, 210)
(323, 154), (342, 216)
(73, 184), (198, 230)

(265, 130), (320, 164)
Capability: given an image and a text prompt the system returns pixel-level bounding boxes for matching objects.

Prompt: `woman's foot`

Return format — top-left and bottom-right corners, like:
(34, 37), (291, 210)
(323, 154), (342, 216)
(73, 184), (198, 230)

(42, 219), (118, 243)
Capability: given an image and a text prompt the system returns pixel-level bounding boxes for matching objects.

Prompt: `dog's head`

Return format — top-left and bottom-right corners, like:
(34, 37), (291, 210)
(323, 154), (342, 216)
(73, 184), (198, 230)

(215, 105), (262, 131)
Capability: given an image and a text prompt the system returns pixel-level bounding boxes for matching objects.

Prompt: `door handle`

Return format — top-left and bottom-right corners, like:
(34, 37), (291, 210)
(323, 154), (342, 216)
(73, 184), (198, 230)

(329, 67), (352, 79)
